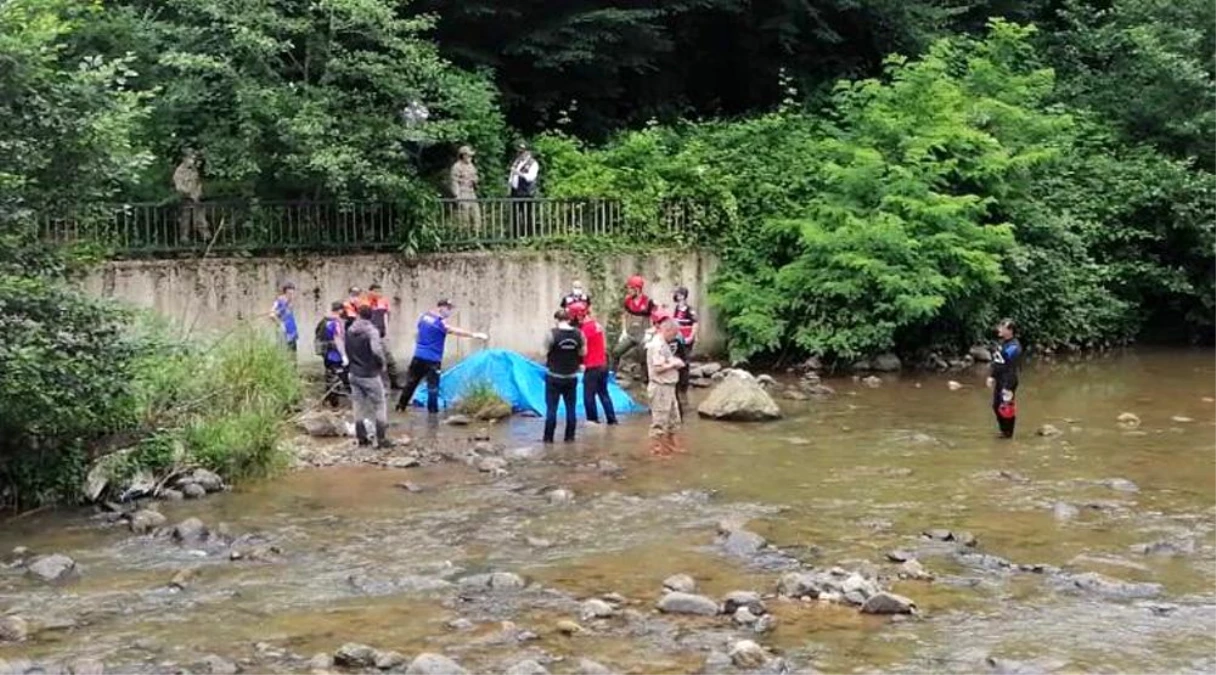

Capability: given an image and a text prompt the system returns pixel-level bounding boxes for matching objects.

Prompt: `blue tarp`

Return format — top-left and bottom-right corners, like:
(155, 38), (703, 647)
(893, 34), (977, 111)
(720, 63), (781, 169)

(409, 348), (645, 417)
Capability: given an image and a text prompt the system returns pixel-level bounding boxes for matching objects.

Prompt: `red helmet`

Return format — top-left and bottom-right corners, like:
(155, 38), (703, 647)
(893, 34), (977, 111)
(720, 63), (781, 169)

(651, 307), (672, 326)
(566, 301), (588, 321)
(626, 275), (645, 290)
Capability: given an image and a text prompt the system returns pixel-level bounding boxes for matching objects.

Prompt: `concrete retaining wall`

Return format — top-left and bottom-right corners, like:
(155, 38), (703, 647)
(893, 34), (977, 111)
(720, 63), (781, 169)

(82, 250), (721, 363)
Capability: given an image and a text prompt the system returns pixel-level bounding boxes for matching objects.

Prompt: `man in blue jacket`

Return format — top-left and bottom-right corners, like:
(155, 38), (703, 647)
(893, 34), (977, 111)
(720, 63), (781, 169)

(395, 299), (488, 413)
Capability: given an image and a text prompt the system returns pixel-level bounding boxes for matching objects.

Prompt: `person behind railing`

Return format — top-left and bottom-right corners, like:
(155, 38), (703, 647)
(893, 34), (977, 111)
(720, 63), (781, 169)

(449, 145), (480, 232)
(508, 141), (540, 237)
(268, 281), (298, 355)
(172, 149), (209, 243)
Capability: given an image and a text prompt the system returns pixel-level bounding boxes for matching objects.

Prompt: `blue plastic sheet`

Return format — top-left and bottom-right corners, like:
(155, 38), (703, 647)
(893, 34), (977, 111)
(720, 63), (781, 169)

(408, 348), (644, 417)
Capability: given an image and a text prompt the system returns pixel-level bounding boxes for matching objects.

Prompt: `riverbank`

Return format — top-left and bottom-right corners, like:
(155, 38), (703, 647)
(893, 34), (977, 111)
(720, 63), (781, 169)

(0, 349), (1212, 674)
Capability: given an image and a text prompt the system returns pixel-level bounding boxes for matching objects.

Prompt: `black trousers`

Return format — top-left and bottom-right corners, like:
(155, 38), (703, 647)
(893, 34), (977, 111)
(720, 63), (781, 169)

(583, 366), (618, 424)
(544, 375), (578, 442)
(397, 357), (442, 412)
(992, 380), (1018, 438)
(323, 361), (348, 408)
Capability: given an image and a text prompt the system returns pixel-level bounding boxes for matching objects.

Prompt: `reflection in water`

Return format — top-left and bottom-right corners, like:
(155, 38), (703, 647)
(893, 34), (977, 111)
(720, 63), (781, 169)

(0, 349), (1213, 673)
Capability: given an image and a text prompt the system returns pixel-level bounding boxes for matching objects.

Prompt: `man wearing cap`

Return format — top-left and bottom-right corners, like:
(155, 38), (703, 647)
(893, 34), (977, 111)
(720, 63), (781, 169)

(508, 141), (539, 237)
(450, 145), (480, 231)
(268, 281), (298, 354)
(395, 299), (489, 414)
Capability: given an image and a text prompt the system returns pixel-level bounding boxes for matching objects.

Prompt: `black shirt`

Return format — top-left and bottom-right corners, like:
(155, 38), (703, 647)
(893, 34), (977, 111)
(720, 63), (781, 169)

(546, 326), (585, 377)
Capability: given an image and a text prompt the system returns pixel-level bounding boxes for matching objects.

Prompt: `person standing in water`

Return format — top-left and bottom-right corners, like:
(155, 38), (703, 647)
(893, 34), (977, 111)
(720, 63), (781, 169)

(670, 286), (698, 414)
(986, 318), (1023, 438)
(395, 299), (489, 413)
(612, 275), (656, 383)
(542, 308), (586, 443)
(569, 302), (617, 425)
(646, 315), (686, 456)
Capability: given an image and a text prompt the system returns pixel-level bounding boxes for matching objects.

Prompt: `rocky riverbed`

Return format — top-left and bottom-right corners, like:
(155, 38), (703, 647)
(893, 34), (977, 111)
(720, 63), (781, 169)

(0, 349), (1213, 674)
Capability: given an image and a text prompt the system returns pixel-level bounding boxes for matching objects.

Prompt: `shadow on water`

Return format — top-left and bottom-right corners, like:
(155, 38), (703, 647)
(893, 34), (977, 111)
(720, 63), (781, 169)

(0, 349), (1213, 673)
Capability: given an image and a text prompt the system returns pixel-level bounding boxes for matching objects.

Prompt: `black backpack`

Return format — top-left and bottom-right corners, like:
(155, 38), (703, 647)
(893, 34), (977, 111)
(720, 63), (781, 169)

(314, 318), (334, 357)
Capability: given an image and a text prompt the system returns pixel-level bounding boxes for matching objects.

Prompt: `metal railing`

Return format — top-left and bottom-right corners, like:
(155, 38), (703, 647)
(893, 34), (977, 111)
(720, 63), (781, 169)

(39, 197), (711, 257)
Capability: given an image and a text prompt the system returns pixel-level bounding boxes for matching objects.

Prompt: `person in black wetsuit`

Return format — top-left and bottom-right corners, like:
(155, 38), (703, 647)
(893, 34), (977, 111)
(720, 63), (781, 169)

(986, 318), (1023, 438)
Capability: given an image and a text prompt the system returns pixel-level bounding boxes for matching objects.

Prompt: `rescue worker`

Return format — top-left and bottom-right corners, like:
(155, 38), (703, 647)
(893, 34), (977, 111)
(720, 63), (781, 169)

(542, 308), (586, 443)
(646, 315), (686, 456)
(611, 275), (656, 384)
(269, 281), (298, 354)
(570, 302), (617, 425)
(346, 305), (396, 448)
(560, 280), (591, 309)
(341, 286), (363, 329)
(318, 301), (348, 408)
(366, 283), (400, 389)
(986, 318), (1023, 438)
(671, 286), (698, 414)
(395, 299), (489, 414)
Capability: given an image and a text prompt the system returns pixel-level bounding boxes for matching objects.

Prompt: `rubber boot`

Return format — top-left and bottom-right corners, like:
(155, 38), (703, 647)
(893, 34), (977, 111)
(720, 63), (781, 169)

(375, 421), (396, 449)
(355, 419), (372, 447)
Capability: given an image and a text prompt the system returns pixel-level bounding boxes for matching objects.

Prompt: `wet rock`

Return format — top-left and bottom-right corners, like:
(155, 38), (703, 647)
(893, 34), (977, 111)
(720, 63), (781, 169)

(446, 618), (474, 632)
(861, 375), (882, 388)
(374, 651), (407, 670)
(581, 598), (616, 620)
(922, 529), (953, 541)
(697, 370), (782, 421)
(1100, 478), (1140, 493)
(756, 374), (777, 388)
(861, 592), (917, 615)
(872, 353), (901, 372)
(777, 572), (819, 598)
(160, 489), (184, 502)
(333, 643), (377, 668)
(546, 488), (575, 505)
(955, 531), (978, 547)
(1036, 424), (1063, 437)
(1056, 571), (1162, 599)
(1170, 415), (1193, 423)
(505, 661), (549, 675)
(189, 468), (224, 493)
(181, 483), (207, 500)
(782, 388), (810, 401)
(730, 640), (769, 669)
(460, 572), (525, 591)
(525, 537), (553, 549)
(886, 549), (912, 563)
(947, 380), (964, 391)
(443, 415), (471, 426)
(800, 383), (837, 398)
(201, 654), (239, 675)
(691, 362), (723, 378)
(28, 554), (77, 583)
(1116, 412), (1141, 429)
(395, 482), (424, 493)
(475, 457), (507, 473)
(385, 456), (420, 469)
(68, 659), (104, 675)
(1145, 602), (1179, 617)
(656, 591), (720, 616)
(1130, 539), (1195, 557)
(307, 653), (333, 673)
(721, 528), (768, 557)
(753, 614), (776, 634)
(406, 651), (466, 671)
(703, 651), (733, 673)
(1052, 502), (1080, 521)
(722, 591), (765, 615)
(555, 618), (584, 635)
(298, 411), (347, 437)
(997, 470), (1028, 483)
(172, 518), (208, 543)
(169, 567), (199, 590)
(985, 657), (1036, 674)
(733, 607), (758, 625)
(0, 616), (29, 642)
(969, 346), (992, 362)
(661, 574), (700, 593)
(577, 659), (615, 675)
(128, 509), (167, 534)
(955, 551), (1013, 571)
(898, 560), (934, 581)
(841, 572), (880, 604)
(505, 446), (544, 461)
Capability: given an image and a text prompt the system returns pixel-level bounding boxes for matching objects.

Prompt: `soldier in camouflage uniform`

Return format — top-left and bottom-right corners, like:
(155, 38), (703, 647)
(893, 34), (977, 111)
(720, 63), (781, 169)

(449, 145), (481, 233)
(173, 149), (210, 243)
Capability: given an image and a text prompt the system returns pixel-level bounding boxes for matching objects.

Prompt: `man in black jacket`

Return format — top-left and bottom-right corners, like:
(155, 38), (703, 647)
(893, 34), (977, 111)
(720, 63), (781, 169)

(346, 305), (396, 448)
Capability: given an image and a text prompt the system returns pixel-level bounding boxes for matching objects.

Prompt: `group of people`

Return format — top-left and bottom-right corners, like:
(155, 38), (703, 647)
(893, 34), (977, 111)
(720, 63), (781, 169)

(541, 276), (699, 456)
(450, 141), (541, 235)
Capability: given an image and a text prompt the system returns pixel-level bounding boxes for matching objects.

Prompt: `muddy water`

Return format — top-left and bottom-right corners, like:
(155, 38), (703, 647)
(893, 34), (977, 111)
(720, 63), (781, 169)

(1, 349), (1213, 674)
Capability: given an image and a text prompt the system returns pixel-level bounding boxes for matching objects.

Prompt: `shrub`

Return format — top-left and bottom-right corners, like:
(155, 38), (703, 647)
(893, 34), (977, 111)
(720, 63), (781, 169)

(452, 379), (513, 420)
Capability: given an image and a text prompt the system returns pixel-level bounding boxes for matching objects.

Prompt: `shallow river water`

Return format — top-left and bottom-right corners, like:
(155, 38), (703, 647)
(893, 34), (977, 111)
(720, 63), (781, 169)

(1, 349), (1214, 674)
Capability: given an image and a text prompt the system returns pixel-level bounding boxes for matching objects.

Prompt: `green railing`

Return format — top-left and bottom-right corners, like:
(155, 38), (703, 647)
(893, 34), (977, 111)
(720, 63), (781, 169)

(39, 198), (722, 257)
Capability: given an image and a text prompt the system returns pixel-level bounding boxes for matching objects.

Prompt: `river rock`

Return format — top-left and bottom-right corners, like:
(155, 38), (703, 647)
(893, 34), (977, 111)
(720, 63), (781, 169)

(691, 362), (723, 378)
(298, 411), (346, 437)
(173, 518), (208, 543)
(505, 446), (544, 461)
(504, 660), (549, 675)
(753, 614), (776, 634)
(446, 618), (474, 632)
(0, 616), (29, 642)
(333, 643), (377, 668)
(406, 654), (467, 675)
(721, 529), (767, 557)
(443, 415), (471, 426)
(68, 659), (105, 675)
(697, 371), (782, 421)
(546, 488), (575, 504)
(128, 509), (167, 534)
(28, 554), (77, 582)
(476, 457), (507, 473)
(872, 353), (901, 372)
(1057, 572), (1162, 599)
(782, 388), (809, 401)
(1052, 502), (1080, 521)
(722, 591), (765, 615)
(160, 488), (184, 502)
(662, 574), (696, 593)
(777, 572), (819, 598)
(581, 598), (616, 620)
(1130, 539), (1195, 557)
(556, 619), (584, 635)
(861, 592), (917, 615)
(202, 654), (239, 675)
(969, 346), (992, 362)
(374, 650), (407, 670)
(1100, 478), (1140, 493)
(886, 549), (912, 563)
(1036, 424), (1063, 437)
(922, 528), (953, 541)
(460, 572), (525, 591)
(656, 591), (719, 616)
(186, 468), (223, 492)
(1116, 412), (1141, 429)
(756, 374), (777, 388)
(947, 380), (964, 391)
(308, 653), (333, 673)
(733, 607), (758, 625)
(577, 659), (615, 675)
(1170, 415), (1193, 423)
(169, 567), (199, 589)
(729, 640), (769, 669)
(899, 559), (934, 581)
(181, 483), (207, 499)
(861, 375), (882, 388)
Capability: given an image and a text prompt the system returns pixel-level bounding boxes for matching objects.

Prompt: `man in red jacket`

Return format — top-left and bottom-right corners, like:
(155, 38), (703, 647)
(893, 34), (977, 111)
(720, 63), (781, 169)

(569, 302), (617, 425)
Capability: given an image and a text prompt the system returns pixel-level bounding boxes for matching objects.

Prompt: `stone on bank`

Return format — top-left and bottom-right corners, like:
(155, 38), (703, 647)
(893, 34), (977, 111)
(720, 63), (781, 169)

(697, 370), (782, 421)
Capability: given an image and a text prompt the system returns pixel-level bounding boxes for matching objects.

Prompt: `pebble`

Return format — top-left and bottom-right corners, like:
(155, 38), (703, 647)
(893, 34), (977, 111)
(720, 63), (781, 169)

(947, 380), (964, 391)
(405, 653), (468, 675)
(1036, 424), (1063, 437)
(201, 654), (239, 675)
(662, 574), (696, 593)
(581, 598), (615, 620)
(556, 619), (584, 635)
(1116, 412), (1141, 429)
(729, 640), (769, 668)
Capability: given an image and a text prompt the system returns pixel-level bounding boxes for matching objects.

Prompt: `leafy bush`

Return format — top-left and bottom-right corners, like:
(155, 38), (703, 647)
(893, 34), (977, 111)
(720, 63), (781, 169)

(452, 379), (512, 420)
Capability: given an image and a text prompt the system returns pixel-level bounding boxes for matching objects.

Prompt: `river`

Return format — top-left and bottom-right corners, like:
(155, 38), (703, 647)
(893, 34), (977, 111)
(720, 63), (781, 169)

(1, 349), (1213, 674)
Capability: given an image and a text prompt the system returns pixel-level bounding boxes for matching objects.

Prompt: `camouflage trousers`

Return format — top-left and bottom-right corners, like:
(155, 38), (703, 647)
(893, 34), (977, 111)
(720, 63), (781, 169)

(647, 383), (681, 438)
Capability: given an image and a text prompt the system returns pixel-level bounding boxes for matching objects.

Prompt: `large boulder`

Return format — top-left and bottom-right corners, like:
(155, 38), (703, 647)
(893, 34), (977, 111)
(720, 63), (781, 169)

(656, 591), (720, 616)
(28, 554), (78, 583)
(697, 371), (782, 422)
(871, 353), (902, 372)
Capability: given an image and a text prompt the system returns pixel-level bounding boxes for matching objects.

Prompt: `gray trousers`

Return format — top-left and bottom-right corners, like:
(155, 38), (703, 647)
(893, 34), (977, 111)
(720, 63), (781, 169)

(349, 375), (387, 439)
